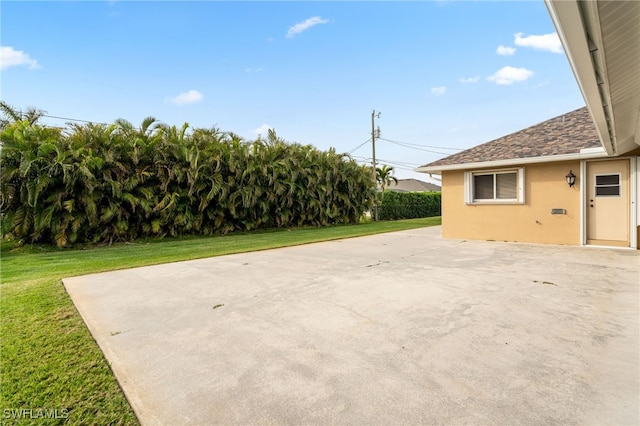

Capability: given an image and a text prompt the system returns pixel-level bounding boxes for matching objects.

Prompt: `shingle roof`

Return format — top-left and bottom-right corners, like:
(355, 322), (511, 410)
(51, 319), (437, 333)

(418, 107), (601, 169)
(390, 179), (441, 192)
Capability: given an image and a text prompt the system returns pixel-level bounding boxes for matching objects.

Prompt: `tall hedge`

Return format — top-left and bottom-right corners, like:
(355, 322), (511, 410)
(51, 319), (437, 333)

(0, 120), (375, 247)
(378, 191), (441, 220)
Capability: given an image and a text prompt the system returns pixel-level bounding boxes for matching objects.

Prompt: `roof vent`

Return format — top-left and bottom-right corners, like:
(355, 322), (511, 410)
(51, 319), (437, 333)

(562, 115), (566, 123)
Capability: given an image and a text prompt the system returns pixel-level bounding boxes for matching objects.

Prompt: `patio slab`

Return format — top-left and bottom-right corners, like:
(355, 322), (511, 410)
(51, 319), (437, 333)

(63, 226), (640, 425)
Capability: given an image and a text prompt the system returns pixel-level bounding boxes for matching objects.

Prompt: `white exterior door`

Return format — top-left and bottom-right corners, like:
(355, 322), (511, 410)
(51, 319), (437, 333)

(586, 159), (630, 246)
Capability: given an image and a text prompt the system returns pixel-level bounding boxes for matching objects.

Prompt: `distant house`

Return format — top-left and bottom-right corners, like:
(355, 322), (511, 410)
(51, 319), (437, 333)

(389, 179), (441, 193)
(416, 0), (639, 250)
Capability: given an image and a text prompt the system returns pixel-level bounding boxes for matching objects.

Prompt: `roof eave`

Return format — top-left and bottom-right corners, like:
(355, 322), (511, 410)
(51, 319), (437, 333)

(415, 148), (606, 174)
(545, 0), (615, 155)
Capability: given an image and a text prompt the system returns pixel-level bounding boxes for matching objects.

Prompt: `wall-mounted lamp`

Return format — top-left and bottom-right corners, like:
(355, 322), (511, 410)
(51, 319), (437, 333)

(565, 170), (576, 187)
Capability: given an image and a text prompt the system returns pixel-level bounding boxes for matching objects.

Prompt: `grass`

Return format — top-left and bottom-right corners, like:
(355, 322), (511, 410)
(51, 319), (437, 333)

(1, 217), (440, 424)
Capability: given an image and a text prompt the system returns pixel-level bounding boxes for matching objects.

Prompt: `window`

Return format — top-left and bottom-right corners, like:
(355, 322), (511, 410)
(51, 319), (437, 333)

(594, 174), (620, 197)
(465, 168), (524, 204)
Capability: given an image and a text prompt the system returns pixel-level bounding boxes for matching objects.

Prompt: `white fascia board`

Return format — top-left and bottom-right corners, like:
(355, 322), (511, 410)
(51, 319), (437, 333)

(545, 0), (614, 155)
(580, 146), (606, 154)
(635, 109), (640, 146)
(414, 150), (609, 174)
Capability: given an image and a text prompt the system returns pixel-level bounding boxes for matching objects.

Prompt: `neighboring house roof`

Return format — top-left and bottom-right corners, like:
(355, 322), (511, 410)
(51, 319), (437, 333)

(389, 179), (441, 192)
(416, 107), (604, 173)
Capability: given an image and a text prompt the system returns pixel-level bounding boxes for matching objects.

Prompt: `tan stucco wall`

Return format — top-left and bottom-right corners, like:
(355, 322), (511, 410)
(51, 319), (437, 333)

(442, 161), (582, 245)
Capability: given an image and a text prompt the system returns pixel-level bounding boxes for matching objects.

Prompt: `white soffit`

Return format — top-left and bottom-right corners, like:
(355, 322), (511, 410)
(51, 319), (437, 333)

(546, 0), (640, 156)
(596, 1), (640, 154)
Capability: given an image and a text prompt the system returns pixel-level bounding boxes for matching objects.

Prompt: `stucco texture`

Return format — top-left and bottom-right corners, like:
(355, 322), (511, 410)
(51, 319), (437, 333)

(442, 161), (581, 245)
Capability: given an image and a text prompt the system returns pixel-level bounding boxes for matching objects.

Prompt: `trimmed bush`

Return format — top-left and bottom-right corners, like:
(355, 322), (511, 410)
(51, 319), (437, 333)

(0, 121), (375, 246)
(378, 191), (441, 220)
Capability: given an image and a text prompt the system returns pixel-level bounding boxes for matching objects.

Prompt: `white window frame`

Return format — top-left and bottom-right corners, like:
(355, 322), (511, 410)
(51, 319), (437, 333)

(464, 168), (525, 204)
(594, 173), (622, 197)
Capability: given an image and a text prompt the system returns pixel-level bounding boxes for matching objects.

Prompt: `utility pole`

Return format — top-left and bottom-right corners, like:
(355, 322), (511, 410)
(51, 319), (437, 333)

(371, 110), (381, 221)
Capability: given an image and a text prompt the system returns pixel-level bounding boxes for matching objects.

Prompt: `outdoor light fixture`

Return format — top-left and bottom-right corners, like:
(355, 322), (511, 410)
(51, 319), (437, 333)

(566, 170), (576, 187)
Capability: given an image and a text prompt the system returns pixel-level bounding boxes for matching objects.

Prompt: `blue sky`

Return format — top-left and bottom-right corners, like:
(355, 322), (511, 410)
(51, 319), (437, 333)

(1, 1), (585, 182)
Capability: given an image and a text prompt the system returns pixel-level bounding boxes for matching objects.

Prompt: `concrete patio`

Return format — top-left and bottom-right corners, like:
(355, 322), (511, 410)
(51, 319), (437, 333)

(63, 226), (640, 425)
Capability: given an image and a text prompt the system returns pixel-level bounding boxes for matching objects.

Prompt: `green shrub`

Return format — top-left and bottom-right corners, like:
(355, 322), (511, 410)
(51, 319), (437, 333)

(378, 191), (441, 220)
(0, 121), (375, 246)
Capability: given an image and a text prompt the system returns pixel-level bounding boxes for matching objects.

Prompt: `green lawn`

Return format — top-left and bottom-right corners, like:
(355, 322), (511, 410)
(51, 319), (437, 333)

(1, 217), (440, 424)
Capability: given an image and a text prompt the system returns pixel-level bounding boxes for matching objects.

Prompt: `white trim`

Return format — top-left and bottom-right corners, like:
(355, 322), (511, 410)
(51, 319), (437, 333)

(464, 171), (472, 203)
(593, 173), (622, 198)
(580, 160), (587, 246)
(581, 245), (637, 251)
(416, 151), (608, 174)
(635, 110), (640, 146)
(580, 147), (606, 154)
(518, 167), (525, 203)
(582, 157), (637, 249)
(631, 157), (638, 249)
(464, 167), (524, 205)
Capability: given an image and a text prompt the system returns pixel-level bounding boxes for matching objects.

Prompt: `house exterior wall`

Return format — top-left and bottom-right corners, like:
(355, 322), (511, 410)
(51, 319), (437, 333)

(635, 153), (640, 249)
(441, 160), (582, 245)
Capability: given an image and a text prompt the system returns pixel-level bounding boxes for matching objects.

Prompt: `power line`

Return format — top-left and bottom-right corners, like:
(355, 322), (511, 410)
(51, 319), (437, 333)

(346, 138), (371, 155)
(379, 138), (453, 155)
(376, 159), (420, 171)
(380, 164), (415, 172)
(351, 156), (418, 172)
(42, 114), (109, 125)
(377, 137), (463, 151)
(378, 138), (453, 156)
(380, 138), (464, 151)
(376, 158), (420, 167)
(351, 156), (371, 167)
(375, 160), (417, 172)
(38, 113), (457, 167)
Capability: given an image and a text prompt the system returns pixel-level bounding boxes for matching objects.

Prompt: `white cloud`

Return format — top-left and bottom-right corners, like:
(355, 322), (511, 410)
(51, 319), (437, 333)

(430, 86), (447, 96)
(0, 46), (40, 70)
(166, 89), (204, 105)
(286, 16), (330, 38)
(514, 32), (563, 54)
(252, 123), (273, 137)
(244, 67), (263, 73)
(459, 76), (480, 84)
(496, 45), (516, 56)
(487, 66), (534, 85)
